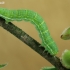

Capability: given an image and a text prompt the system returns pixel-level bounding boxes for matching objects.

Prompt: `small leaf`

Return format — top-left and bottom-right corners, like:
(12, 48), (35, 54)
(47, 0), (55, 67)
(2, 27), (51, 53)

(0, 63), (8, 68)
(41, 67), (57, 70)
(60, 27), (70, 40)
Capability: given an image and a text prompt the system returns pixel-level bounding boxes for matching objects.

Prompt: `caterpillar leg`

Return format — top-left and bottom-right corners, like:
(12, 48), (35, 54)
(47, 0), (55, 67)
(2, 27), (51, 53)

(41, 66), (57, 70)
(39, 44), (46, 52)
(39, 44), (49, 54)
(5, 19), (11, 24)
(39, 44), (44, 47)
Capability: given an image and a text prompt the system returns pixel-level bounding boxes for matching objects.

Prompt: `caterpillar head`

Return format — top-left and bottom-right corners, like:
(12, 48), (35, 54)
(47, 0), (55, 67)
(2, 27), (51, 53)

(61, 49), (70, 69)
(60, 27), (70, 40)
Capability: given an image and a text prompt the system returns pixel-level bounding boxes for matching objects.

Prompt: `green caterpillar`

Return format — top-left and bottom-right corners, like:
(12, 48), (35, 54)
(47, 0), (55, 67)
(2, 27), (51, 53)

(0, 8), (58, 55)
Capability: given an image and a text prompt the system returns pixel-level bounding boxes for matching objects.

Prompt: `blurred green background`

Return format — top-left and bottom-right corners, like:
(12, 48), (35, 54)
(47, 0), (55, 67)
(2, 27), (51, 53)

(0, 0), (70, 70)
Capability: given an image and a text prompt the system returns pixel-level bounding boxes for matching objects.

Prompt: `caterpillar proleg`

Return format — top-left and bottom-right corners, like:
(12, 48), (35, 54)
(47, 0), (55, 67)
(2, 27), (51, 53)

(0, 8), (58, 55)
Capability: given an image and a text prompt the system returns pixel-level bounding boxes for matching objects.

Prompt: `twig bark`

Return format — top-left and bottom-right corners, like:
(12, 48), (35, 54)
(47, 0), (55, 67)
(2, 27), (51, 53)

(0, 17), (69, 70)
